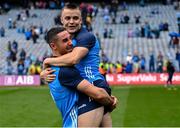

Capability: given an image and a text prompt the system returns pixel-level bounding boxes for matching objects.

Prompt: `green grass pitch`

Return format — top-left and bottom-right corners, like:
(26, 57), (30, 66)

(0, 85), (180, 127)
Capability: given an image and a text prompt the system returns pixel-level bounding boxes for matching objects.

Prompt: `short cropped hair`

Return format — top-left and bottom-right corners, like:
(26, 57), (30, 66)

(45, 26), (66, 44)
(60, 3), (80, 17)
(64, 3), (79, 10)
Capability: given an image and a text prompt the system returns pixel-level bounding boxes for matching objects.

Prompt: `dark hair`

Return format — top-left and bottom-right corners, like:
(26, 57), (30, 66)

(45, 26), (65, 44)
(64, 3), (79, 10)
(60, 3), (80, 17)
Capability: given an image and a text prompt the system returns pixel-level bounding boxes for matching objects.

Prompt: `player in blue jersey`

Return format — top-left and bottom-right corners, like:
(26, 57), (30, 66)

(41, 3), (116, 127)
(45, 26), (116, 127)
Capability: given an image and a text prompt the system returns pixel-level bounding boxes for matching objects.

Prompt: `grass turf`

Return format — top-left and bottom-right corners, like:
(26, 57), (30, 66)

(0, 85), (180, 127)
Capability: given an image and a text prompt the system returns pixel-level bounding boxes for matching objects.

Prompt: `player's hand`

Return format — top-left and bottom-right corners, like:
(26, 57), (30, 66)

(107, 95), (118, 112)
(43, 58), (51, 69)
(40, 68), (56, 82)
(111, 95), (118, 107)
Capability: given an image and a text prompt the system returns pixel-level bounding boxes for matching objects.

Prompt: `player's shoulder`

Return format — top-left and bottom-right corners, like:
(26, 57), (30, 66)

(60, 66), (77, 74)
(76, 27), (95, 41)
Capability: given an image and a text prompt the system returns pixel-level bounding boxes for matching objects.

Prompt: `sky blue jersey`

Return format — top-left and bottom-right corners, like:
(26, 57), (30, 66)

(48, 66), (84, 128)
(72, 28), (105, 83)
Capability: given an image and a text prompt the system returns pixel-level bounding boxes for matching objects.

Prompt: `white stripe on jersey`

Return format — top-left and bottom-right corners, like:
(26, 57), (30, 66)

(70, 107), (77, 127)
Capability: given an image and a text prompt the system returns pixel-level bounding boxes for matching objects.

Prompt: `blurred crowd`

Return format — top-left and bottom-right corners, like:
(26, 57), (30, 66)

(0, 0), (180, 75)
(99, 49), (180, 76)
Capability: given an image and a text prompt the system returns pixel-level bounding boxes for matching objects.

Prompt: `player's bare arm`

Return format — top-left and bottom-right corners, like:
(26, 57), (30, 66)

(43, 47), (88, 67)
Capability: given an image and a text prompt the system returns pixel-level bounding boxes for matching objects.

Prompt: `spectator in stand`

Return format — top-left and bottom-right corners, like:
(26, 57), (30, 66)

(163, 22), (169, 31)
(17, 12), (21, 21)
(132, 51), (140, 63)
(177, 12), (180, 33)
(123, 14), (130, 24)
(133, 62), (140, 73)
(151, 23), (160, 39)
(32, 26), (39, 43)
(173, 0), (179, 10)
(17, 59), (25, 75)
(12, 40), (18, 54)
(24, 56), (32, 75)
(127, 28), (133, 38)
(101, 50), (109, 63)
(121, 1), (128, 10)
(156, 57), (163, 73)
(144, 21), (151, 38)
(39, 24), (43, 34)
(176, 50), (180, 71)
(157, 51), (163, 60)
(172, 36), (179, 49)
(115, 61), (123, 74)
(8, 18), (12, 29)
(12, 20), (17, 29)
(159, 22), (164, 31)
(149, 52), (155, 72)
(5, 60), (14, 75)
(134, 27), (141, 37)
(140, 54), (146, 73)
(103, 14), (111, 24)
(0, 27), (5, 37)
(125, 61), (133, 73)
(99, 61), (107, 78)
(120, 14), (124, 24)
(103, 28), (108, 38)
(109, 62), (116, 73)
(95, 32), (101, 49)
(28, 62), (36, 75)
(108, 28), (114, 38)
(111, 0), (118, 17)
(25, 28), (32, 40)
(19, 48), (26, 61)
(134, 14), (141, 24)
(168, 36), (173, 48)
(25, 9), (30, 18)
(141, 24), (145, 37)
(126, 52), (132, 63)
(112, 16), (116, 24)
(34, 61), (42, 75)
(6, 41), (12, 61)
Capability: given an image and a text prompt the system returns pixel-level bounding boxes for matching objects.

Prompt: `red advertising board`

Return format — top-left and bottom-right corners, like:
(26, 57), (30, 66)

(0, 75), (40, 86)
(106, 73), (180, 85)
(1, 73), (180, 86)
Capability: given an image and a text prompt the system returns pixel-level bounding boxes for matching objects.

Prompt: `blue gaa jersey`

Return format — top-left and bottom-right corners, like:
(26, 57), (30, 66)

(48, 66), (84, 128)
(72, 27), (104, 83)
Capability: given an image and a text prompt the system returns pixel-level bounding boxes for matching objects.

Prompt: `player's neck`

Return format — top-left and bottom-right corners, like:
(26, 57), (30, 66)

(52, 51), (61, 57)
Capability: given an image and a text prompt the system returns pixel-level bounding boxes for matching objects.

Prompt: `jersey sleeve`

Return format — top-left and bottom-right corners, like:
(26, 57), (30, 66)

(58, 67), (84, 89)
(75, 32), (96, 50)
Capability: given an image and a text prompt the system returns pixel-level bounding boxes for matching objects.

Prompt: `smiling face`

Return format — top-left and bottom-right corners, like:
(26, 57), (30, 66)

(50, 30), (73, 55)
(61, 8), (82, 34)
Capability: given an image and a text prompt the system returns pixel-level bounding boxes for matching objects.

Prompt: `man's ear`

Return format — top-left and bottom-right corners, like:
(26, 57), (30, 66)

(50, 42), (56, 50)
(61, 17), (64, 24)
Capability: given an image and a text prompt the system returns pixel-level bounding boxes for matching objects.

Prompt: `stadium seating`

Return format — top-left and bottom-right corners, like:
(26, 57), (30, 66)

(0, 4), (179, 74)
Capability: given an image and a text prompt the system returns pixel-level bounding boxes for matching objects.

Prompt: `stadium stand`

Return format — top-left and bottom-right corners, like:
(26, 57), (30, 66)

(0, 3), (179, 74)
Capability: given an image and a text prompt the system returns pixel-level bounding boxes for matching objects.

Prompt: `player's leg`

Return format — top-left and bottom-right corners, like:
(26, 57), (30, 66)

(78, 106), (104, 127)
(100, 112), (112, 127)
(78, 92), (104, 127)
(93, 79), (113, 127)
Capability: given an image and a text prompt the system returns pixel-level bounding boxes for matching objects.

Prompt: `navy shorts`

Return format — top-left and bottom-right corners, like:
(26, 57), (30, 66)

(78, 92), (102, 115)
(78, 79), (112, 115)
